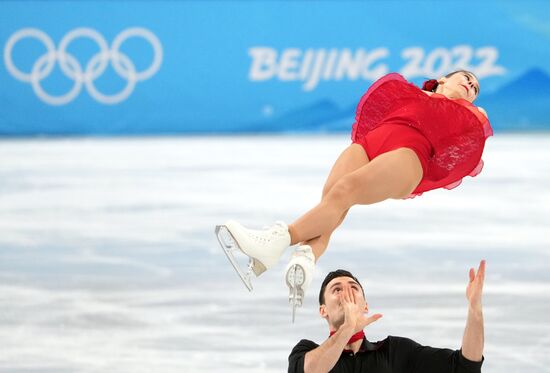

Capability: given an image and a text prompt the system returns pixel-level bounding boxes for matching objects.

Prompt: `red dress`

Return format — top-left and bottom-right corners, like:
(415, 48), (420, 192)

(351, 73), (493, 198)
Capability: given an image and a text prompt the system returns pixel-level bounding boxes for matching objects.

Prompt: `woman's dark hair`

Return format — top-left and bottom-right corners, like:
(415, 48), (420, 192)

(319, 269), (365, 305)
(422, 70), (479, 95)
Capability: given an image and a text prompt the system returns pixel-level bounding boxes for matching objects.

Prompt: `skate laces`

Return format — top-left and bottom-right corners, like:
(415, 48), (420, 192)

(293, 245), (315, 261)
(273, 221), (288, 235)
(250, 221), (288, 244)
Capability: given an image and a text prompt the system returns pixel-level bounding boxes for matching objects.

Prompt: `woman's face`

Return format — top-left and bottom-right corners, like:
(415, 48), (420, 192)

(436, 72), (480, 103)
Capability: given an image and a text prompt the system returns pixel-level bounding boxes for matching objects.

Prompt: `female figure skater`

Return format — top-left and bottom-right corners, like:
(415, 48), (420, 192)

(216, 71), (492, 313)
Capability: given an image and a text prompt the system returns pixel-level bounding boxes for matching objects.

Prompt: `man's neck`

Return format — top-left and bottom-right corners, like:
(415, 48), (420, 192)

(329, 328), (365, 354)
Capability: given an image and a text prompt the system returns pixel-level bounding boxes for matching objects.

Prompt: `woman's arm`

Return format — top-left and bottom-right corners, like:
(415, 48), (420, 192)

(477, 106), (488, 118)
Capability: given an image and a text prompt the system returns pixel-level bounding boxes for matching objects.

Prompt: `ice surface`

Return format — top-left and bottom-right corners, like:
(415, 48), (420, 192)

(0, 134), (549, 372)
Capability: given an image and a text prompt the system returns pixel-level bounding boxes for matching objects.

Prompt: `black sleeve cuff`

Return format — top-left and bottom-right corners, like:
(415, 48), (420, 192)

(288, 339), (319, 373)
(458, 349), (484, 372)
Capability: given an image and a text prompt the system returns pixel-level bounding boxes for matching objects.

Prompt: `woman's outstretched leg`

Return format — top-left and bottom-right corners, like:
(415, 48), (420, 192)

(284, 147), (421, 314)
(299, 208), (347, 260)
(288, 147), (424, 246)
(219, 147), (422, 278)
(300, 143), (369, 260)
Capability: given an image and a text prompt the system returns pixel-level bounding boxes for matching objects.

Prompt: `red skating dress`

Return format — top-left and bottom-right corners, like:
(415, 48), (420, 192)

(351, 73), (493, 198)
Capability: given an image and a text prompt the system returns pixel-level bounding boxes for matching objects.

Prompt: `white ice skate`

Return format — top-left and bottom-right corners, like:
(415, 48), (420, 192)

(215, 220), (291, 291)
(285, 245), (315, 323)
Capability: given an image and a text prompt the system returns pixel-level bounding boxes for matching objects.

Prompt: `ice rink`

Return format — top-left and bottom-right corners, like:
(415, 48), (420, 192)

(1, 133), (549, 372)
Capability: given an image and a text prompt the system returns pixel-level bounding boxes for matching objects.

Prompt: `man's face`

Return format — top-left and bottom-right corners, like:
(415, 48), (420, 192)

(319, 276), (367, 330)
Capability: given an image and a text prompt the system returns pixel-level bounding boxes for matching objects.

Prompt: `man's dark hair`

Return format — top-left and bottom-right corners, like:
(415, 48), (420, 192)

(319, 269), (365, 305)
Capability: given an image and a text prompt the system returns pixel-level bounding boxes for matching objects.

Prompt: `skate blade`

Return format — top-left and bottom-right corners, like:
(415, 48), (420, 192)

(215, 225), (256, 292)
(286, 264), (305, 323)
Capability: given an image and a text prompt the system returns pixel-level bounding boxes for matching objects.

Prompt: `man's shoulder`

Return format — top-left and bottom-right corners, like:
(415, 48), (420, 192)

(291, 339), (319, 353)
(384, 335), (421, 348)
(289, 336), (420, 354)
(362, 335), (411, 351)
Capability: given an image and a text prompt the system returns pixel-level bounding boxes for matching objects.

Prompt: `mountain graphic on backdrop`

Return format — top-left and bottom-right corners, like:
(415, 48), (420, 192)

(242, 99), (352, 133)
(476, 67), (550, 130)
(252, 67), (550, 133)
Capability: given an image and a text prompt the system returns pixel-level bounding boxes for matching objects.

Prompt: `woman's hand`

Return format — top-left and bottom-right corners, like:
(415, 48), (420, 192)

(477, 106), (488, 118)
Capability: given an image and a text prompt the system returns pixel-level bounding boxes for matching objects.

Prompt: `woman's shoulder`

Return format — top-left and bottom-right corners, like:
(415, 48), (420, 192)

(365, 72), (421, 98)
(373, 72), (409, 85)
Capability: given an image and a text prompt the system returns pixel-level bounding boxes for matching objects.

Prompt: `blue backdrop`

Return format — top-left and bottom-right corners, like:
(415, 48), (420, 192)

(1, 1), (549, 135)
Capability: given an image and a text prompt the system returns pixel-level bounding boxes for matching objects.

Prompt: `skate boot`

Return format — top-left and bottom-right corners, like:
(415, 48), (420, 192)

(215, 220), (291, 291)
(285, 245), (316, 323)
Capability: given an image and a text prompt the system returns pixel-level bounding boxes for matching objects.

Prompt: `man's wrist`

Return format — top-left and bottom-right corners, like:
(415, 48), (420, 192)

(339, 322), (356, 336)
(468, 304), (483, 317)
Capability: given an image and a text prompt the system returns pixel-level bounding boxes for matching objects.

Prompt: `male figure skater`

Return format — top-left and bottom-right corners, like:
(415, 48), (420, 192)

(288, 261), (486, 373)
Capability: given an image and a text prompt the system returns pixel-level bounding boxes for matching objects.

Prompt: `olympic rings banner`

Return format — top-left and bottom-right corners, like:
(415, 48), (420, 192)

(1, 1), (549, 136)
(4, 27), (162, 106)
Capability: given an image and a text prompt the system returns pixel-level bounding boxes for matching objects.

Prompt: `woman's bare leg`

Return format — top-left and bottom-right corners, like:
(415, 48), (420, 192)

(300, 144), (369, 260)
(288, 147), (424, 246)
(300, 209), (348, 260)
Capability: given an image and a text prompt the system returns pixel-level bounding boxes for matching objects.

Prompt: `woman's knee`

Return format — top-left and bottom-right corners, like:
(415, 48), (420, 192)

(322, 181), (334, 198)
(323, 176), (360, 207)
(321, 144), (370, 198)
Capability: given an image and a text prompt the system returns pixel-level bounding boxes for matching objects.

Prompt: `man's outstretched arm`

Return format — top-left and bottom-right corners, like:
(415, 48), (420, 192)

(461, 260), (485, 362)
(386, 262), (486, 373)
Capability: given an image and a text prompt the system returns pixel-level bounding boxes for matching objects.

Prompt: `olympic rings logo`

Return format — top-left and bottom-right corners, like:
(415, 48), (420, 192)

(3, 27), (163, 105)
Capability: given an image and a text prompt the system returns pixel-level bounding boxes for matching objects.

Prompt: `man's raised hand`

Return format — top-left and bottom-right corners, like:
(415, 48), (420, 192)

(341, 286), (382, 333)
(466, 260), (486, 311)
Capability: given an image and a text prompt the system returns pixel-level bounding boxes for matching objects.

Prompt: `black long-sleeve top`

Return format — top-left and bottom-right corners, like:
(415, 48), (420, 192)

(288, 335), (484, 373)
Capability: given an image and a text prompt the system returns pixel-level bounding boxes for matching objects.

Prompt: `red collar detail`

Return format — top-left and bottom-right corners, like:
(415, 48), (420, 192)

(329, 330), (365, 347)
